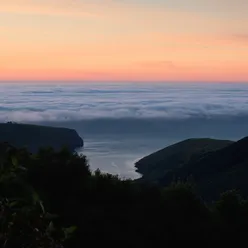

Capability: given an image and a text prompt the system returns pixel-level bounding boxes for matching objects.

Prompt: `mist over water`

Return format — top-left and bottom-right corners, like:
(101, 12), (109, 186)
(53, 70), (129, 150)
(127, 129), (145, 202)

(1, 82), (248, 178)
(1, 82), (248, 122)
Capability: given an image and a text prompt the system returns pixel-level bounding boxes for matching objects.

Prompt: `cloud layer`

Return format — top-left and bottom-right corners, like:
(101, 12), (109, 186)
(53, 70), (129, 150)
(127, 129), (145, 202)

(1, 82), (248, 123)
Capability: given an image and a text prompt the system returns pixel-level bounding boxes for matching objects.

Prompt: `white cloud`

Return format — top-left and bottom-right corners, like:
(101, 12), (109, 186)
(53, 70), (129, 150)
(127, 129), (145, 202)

(0, 82), (248, 123)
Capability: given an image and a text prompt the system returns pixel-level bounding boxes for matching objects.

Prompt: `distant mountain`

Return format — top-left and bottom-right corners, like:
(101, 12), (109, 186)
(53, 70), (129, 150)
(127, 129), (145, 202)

(135, 138), (233, 183)
(0, 123), (84, 152)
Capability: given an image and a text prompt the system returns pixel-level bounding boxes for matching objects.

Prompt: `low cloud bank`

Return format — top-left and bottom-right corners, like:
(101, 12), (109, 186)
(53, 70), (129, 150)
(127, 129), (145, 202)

(1, 82), (248, 123)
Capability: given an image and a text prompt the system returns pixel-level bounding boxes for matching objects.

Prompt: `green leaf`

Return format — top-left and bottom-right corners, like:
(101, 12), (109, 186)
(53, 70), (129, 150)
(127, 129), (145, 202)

(39, 201), (45, 214)
(32, 191), (40, 204)
(46, 221), (55, 234)
(64, 226), (77, 235)
(11, 156), (18, 167)
(9, 201), (19, 208)
(19, 166), (27, 171)
(63, 226), (77, 240)
(31, 191), (45, 212)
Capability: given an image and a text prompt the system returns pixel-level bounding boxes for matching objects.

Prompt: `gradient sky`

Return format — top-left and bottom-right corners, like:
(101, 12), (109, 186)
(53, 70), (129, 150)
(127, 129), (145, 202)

(0, 0), (248, 82)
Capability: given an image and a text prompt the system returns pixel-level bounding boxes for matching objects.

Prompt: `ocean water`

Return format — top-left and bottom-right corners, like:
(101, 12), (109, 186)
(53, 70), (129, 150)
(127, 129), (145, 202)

(1, 82), (248, 178)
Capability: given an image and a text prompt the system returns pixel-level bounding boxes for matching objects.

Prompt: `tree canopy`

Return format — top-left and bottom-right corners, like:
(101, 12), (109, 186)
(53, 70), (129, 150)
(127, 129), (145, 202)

(1, 143), (248, 247)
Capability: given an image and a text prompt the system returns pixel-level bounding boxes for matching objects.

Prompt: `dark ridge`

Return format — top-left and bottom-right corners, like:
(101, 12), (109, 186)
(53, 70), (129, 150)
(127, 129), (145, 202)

(135, 138), (233, 183)
(160, 136), (248, 199)
(0, 122), (84, 152)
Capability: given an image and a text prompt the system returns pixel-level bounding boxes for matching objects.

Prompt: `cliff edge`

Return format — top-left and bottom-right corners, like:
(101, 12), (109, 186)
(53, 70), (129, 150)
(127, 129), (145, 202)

(0, 123), (84, 152)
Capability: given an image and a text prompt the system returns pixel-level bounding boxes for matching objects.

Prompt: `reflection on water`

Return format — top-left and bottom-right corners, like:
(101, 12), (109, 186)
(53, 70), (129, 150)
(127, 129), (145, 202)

(77, 136), (178, 179)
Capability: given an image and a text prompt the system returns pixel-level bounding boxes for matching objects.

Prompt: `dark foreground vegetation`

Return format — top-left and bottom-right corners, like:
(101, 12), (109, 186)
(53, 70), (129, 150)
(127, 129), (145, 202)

(1, 143), (248, 248)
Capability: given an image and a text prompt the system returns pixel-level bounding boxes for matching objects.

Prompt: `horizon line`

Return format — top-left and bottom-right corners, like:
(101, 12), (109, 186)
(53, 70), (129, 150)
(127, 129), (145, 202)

(0, 80), (248, 84)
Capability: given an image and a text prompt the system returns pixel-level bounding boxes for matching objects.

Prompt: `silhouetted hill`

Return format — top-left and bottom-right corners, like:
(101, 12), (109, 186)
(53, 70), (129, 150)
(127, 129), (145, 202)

(0, 123), (83, 152)
(160, 136), (248, 200)
(135, 138), (233, 183)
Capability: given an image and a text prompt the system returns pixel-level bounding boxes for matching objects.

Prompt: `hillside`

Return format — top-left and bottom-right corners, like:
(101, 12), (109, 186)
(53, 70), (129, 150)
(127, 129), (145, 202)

(135, 138), (233, 182)
(160, 136), (248, 200)
(2, 142), (248, 247)
(0, 123), (84, 152)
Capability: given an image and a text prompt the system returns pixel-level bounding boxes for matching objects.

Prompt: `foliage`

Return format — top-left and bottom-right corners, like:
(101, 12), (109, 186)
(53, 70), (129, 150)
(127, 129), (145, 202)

(0, 144), (75, 248)
(1, 143), (248, 247)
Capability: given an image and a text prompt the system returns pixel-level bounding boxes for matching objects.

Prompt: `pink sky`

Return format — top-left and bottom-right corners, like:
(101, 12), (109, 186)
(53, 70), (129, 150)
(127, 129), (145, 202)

(0, 0), (248, 82)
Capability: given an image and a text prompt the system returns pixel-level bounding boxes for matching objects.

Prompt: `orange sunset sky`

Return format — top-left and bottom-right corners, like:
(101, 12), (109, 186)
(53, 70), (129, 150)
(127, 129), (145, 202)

(0, 0), (248, 82)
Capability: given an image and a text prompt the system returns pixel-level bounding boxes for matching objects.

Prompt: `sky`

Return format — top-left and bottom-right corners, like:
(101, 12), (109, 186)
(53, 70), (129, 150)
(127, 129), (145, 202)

(0, 0), (248, 82)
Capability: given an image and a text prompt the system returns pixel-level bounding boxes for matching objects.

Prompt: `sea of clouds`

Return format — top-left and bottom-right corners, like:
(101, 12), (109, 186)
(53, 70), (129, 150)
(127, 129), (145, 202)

(1, 82), (248, 178)
(1, 82), (248, 123)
